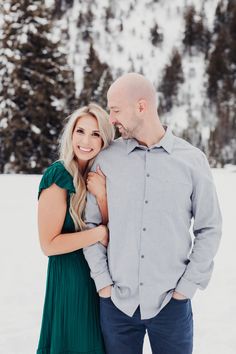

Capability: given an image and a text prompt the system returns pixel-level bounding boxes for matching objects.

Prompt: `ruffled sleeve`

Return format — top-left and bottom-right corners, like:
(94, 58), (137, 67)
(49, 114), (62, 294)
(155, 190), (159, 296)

(38, 161), (75, 199)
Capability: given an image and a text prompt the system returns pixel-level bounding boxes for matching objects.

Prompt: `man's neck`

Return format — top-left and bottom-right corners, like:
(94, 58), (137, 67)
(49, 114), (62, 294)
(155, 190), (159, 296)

(135, 123), (166, 148)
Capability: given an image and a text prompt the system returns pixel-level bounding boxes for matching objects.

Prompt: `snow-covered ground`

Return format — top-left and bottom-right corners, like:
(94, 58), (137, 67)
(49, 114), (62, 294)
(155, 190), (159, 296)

(0, 168), (235, 354)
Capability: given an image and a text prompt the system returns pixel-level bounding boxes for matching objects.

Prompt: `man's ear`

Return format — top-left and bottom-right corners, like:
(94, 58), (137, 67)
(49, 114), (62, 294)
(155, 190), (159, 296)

(137, 99), (146, 113)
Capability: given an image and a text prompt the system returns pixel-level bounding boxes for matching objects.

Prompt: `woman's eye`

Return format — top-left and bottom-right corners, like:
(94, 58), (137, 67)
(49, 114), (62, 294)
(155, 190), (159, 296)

(93, 132), (101, 137)
(76, 129), (84, 134)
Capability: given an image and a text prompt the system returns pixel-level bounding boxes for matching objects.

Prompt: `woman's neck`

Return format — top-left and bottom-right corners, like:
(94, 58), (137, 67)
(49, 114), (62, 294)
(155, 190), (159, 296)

(77, 159), (88, 175)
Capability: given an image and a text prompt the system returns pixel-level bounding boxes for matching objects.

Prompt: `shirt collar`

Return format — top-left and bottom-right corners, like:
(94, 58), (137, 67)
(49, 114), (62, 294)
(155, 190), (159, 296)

(126, 125), (174, 155)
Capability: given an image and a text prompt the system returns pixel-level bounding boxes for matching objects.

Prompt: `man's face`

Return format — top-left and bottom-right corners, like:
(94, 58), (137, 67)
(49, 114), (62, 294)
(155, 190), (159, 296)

(107, 91), (141, 140)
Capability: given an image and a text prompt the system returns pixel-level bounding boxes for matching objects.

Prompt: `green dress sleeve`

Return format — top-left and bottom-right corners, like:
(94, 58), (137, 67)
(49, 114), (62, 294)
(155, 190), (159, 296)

(38, 161), (76, 199)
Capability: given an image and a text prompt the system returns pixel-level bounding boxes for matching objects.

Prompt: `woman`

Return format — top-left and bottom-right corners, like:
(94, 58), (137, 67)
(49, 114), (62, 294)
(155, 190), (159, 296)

(37, 103), (114, 353)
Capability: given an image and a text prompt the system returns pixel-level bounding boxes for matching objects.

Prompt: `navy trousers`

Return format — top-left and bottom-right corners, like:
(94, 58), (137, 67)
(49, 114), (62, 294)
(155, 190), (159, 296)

(99, 297), (193, 354)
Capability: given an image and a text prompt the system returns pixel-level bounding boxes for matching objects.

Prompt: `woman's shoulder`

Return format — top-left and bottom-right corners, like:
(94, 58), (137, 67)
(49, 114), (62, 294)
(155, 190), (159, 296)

(42, 160), (70, 179)
(44, 160), (67, 173)
(38, 160), (75, 198)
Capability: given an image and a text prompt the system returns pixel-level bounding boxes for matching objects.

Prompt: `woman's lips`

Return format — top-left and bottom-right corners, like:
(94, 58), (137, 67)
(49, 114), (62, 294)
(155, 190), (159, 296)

(78, 146), (93, 152)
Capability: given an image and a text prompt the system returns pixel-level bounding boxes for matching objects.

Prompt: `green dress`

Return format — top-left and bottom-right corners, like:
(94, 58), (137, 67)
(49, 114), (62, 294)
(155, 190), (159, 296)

(37, 161), (105, 354)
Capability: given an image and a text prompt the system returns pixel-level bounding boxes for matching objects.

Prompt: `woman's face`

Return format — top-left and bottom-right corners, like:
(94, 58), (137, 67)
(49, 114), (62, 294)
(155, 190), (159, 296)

(72, 114), (103, 165)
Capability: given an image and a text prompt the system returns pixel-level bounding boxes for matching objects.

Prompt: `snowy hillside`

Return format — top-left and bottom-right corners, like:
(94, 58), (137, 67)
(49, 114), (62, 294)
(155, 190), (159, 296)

(0, 168), (236, 353)
(56, 0), (226, 150)
(1, 0), (236, 173)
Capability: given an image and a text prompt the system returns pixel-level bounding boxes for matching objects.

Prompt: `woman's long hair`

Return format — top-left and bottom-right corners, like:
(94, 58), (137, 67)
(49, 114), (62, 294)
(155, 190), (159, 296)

(59, 102), (115, 231)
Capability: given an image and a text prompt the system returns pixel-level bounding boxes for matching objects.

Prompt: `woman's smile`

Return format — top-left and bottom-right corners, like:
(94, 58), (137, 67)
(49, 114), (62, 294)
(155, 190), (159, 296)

(78, 146), (93, 153)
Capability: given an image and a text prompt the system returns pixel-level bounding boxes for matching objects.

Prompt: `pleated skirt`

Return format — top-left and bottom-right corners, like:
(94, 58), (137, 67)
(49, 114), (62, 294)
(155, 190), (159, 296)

(37, 250), (105, 354)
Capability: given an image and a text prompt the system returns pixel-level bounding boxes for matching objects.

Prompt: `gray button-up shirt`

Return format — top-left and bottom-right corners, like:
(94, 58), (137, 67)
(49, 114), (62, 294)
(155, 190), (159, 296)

(83, 126), (222, 320)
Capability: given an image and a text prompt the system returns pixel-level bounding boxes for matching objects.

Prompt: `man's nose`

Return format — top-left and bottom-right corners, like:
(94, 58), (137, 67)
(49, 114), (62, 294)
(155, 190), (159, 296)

(109, 115), (116, 125)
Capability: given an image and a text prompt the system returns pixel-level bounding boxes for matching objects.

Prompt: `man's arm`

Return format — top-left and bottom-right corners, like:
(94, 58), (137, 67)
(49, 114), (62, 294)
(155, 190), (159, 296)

(87, 166), (109, 225)
(83, 188), (113, 292)
(175, 152), (222, 299)
(97, 194), (109, 226)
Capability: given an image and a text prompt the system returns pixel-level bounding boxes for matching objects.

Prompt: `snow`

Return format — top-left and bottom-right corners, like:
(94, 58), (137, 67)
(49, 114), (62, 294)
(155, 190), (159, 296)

(62, 0), (218, 88)
(30, 125), (41, 134)
(1, 0), (231, 162)
(0, 117), (8, 128)
(52, 0), (223, 145)
(0, 0), (235, 351)
(0, 168), (235, 353)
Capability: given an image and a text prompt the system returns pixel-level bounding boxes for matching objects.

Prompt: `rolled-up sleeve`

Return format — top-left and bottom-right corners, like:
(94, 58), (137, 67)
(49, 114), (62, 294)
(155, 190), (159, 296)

(83, 180), (113, 292)
(175, 152), (222, 298)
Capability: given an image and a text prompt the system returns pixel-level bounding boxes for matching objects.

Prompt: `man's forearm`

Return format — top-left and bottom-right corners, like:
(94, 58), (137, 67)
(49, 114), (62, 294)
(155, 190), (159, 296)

(175, 153), (223, 298)
(84, 184), (113, 292)
(83, 242), (113, 291)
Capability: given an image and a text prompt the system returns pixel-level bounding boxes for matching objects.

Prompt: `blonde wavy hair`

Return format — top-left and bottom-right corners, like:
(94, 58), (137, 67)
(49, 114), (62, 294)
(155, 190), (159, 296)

(59, 102), (115, 231)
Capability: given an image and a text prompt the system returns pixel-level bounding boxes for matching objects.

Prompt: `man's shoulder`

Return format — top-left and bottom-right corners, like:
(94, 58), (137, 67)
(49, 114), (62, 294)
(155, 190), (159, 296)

(173, 135), (206, 160)
(97, 137), (126, 158)
(91, 138), (126, 169)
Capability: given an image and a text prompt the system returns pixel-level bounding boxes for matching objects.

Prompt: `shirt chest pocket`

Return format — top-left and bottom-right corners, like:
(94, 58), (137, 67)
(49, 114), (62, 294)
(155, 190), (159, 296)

(151, 177), (192, 215)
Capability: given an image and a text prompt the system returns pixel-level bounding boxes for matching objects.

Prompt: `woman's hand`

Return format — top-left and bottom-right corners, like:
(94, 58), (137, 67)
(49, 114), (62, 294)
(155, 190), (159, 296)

(86, 165), (106, 201)
(97, 225), (109, 247)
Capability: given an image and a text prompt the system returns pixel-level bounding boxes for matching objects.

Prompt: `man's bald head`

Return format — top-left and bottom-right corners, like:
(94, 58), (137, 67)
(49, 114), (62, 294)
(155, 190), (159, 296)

(107, 73), (157, 107)
(107, 73), (160, 141)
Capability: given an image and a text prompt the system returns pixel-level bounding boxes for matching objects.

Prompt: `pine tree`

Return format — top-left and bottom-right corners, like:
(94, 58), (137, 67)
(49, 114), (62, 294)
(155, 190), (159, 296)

(76, 4), (93, 41)
(79, 43), (113, 109)
(158, 48), (184, 113)
(150, 23), (163, 47)
(214, 0), (226, 35)
(228, 0), (236, 67)
(52, 0), (75, 18)
(183, 5), (210, 54)
(208, 0), (236, 165)
(0, 0), (76, 173)
(207, 27), (229, 100)
(183, 5), (196, 52)
(195, 11), (211, 54)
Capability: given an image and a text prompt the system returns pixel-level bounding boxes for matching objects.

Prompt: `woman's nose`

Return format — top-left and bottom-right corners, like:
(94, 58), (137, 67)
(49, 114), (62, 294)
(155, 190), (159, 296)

(80, 134), (91, 146)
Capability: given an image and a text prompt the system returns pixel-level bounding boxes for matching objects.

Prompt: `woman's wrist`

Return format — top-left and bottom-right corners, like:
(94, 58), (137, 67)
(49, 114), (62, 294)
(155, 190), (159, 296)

(95, 225), (106, 241)
(96, 190), (107, 203)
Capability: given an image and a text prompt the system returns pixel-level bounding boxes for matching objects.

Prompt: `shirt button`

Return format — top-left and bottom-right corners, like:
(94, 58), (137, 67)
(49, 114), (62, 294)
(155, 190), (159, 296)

(140, 282), (143, 286)
(147, 149), (150, 152)
(143, 227), (146, 231)
(146, 173), (150, 177)
(145, 200), (148, 204)
(141, 255), (144, 258)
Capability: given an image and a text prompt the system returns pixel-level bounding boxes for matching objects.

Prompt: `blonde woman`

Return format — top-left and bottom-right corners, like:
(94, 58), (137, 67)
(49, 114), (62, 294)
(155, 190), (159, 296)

(37, 103), (114, 354)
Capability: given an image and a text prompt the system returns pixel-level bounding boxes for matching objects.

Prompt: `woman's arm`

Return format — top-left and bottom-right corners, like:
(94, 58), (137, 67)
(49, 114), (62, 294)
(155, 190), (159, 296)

(86, 166), (108, 225)
(38, 183), (108, 256)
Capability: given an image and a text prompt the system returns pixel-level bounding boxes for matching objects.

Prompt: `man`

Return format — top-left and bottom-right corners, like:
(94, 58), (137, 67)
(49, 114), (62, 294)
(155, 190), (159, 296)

(83, 73), (222, 354)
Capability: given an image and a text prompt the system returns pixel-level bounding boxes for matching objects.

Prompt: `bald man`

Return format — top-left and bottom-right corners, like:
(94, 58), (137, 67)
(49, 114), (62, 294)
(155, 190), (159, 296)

(83, 73), (222, 354)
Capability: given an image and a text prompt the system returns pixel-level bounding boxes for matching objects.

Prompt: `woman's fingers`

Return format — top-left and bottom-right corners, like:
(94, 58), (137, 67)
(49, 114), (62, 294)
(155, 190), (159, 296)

(87, 172), (96, 178)
(87, 172), (104, 183)
(96, 165), (105, 177)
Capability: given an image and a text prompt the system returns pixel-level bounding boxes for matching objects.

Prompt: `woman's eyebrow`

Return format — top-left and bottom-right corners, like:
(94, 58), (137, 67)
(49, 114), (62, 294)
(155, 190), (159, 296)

(76, 126), (100, 133)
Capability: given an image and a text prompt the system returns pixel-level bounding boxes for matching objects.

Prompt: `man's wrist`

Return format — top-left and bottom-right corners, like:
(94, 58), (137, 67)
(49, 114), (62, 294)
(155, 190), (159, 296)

(172, 290), (188, 300)
(99, 285), (112, 298)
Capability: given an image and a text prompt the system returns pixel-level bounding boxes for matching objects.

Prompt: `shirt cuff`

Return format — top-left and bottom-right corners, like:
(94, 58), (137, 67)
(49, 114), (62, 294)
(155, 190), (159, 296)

(175, 277), (198, 299)
(94, 271), (114, 292)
